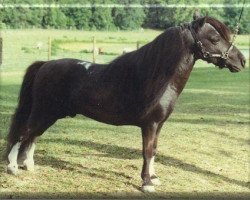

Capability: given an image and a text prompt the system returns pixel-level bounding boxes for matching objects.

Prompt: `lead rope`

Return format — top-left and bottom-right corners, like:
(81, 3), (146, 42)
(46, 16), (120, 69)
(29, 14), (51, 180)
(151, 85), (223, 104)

(221, 0), (246, 59)
(230, 0), (246, 46)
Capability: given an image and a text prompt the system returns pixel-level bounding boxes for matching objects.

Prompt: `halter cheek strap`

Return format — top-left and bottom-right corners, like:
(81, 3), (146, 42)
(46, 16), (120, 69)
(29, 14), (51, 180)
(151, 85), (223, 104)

(189, 23), (234, 60)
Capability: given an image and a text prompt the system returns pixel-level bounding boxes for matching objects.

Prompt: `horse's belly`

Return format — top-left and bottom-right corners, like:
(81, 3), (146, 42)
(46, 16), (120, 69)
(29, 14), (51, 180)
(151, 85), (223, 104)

(75, 98), (137, 126)
(79, 108), (135, 125)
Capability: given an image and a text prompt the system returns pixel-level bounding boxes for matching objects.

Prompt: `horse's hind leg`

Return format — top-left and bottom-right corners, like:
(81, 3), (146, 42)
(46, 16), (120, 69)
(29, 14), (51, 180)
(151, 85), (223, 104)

(6, 110), (25, 174)
(7, 114), (57, 175)
(8, 138), (36, 173)
(7, 140), (37, 174)
(17, 136), (37, 171)
(7, 142), (22, 175)
(7, 118), (29, 175)
(17, 115), (57, 171)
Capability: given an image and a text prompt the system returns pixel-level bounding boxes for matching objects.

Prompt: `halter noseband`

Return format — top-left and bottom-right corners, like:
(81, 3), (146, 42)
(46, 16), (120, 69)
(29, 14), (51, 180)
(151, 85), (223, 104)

(188, 22), (234, 60)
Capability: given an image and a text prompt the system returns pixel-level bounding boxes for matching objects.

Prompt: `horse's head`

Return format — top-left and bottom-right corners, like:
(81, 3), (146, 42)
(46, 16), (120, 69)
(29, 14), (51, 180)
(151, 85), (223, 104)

(190, 15), (246, 72)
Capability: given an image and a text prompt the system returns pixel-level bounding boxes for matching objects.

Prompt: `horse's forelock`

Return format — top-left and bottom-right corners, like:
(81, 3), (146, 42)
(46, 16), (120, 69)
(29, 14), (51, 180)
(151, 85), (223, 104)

(206, 17), (231, 42)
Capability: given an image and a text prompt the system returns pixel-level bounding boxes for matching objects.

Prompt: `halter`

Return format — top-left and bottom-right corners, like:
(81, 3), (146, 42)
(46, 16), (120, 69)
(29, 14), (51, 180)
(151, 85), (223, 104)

(189, 23), (234, 60)
(189, 0), (245, 61)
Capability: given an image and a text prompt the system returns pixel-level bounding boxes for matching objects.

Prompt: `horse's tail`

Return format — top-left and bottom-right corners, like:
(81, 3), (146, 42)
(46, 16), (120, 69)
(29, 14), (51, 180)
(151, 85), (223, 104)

(6, 61), (46, 157)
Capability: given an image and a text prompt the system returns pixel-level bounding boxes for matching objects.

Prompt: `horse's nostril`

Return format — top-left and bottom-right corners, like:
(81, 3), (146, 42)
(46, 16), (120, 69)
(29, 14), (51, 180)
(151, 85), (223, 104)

(241, 58), (246, 68)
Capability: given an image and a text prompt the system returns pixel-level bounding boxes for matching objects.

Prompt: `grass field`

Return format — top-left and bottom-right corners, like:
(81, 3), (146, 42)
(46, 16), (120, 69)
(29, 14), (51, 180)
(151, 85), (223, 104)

(0, 29), (249, 199)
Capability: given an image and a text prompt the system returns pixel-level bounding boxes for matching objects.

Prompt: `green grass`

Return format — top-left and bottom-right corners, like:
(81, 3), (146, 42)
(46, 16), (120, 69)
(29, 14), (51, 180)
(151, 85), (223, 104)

(0, 29), (249, 199)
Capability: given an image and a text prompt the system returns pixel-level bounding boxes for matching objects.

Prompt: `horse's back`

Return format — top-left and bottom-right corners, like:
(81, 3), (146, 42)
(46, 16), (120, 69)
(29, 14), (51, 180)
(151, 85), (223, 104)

(37, 58), (87, 76)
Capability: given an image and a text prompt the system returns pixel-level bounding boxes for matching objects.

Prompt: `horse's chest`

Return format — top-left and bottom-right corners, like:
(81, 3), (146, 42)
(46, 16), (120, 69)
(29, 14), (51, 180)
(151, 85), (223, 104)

(158, 84), (178, 115)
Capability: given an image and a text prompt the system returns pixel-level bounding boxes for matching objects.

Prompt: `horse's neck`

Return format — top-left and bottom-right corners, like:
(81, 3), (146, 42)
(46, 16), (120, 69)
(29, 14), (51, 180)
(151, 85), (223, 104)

(146, 53), (195, 120)
(172, 53), (195, 94)
(143, 49), (195, 104)
(152, 29), (195, 97)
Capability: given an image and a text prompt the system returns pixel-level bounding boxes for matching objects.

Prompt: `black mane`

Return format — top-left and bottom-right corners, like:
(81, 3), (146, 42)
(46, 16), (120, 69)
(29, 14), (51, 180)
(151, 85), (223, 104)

(109, 26), (185, 79)
(101, 26), (185, 95)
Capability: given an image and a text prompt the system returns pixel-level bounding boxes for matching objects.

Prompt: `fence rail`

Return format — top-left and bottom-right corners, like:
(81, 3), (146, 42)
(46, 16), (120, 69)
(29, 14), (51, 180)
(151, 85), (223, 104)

(0, 30), (249, 72)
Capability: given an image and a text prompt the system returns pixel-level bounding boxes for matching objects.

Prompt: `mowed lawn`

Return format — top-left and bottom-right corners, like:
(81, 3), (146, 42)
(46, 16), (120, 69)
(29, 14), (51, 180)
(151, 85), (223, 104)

(0, 30), (249, 199)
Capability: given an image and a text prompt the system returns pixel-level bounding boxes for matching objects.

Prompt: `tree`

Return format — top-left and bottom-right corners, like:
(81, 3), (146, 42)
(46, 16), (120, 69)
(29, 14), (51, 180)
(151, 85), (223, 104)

(60, 0), (92, 29)
(63, 8), (92, 30)
(0, 0), (248, 33)
(113, 0), (145, 30)
(223, 0), (249, 34)
(90, 0), (115, 30)
(42, 8), (67, 29)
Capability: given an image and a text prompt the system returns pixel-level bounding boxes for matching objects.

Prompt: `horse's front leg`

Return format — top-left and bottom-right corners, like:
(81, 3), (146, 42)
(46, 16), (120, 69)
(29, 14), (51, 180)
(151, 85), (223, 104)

(141, 123), (159, 192)
(150, 122), (164, 186)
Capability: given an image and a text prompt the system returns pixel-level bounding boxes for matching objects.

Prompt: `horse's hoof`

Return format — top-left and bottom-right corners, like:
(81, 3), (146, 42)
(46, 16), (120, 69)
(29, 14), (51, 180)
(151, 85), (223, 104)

(23, 160), (34, 171)
(151, 177), (161, 186)
(7, 165), (19, 175)
(141, 185), (155, 193)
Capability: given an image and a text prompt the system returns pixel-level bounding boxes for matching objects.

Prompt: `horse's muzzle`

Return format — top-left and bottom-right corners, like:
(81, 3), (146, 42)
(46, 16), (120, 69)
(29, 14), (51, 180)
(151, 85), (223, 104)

(226, 53), (246, 73)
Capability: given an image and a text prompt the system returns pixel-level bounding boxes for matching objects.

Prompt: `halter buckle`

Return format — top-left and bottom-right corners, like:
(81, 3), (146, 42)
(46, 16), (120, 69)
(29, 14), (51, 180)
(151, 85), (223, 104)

(221, 52), (229, 60)
(197, 41), (203, 49)
(203, 52), (210, 58)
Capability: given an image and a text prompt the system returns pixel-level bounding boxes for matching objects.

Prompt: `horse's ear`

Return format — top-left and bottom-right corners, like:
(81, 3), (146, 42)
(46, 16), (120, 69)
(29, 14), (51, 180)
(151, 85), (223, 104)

(193, 10), (201, 20)
(192, 17), (207, 31)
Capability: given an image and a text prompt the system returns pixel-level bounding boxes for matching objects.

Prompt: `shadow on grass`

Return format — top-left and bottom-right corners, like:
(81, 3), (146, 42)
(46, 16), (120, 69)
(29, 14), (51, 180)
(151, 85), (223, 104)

(209, 129), (250, 144)
(169, 117), (249, 126)
(39, 138), (249, 190)
(34, 152), (140, 190)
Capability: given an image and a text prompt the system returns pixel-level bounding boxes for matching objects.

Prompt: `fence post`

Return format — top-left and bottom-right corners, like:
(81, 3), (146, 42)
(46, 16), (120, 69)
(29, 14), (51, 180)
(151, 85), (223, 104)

(48, 37), (51, 60)
(136, 41), (140, 50)
(92, 36), (96, 63)
(0, 31), (2, 67)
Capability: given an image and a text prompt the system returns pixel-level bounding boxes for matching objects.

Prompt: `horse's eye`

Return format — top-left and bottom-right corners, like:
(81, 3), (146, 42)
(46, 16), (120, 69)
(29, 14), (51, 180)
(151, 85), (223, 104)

(211, 37), (220, 44)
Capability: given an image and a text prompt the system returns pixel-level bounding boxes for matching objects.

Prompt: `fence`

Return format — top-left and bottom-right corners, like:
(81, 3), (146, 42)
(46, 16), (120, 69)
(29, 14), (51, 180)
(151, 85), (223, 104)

(0, 29), (249, 72)
(0, 29), (145, 72)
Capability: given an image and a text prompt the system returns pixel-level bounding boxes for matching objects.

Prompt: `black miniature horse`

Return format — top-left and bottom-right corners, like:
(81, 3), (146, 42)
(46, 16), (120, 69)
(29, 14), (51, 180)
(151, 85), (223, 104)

(6, 15), (245, 192)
